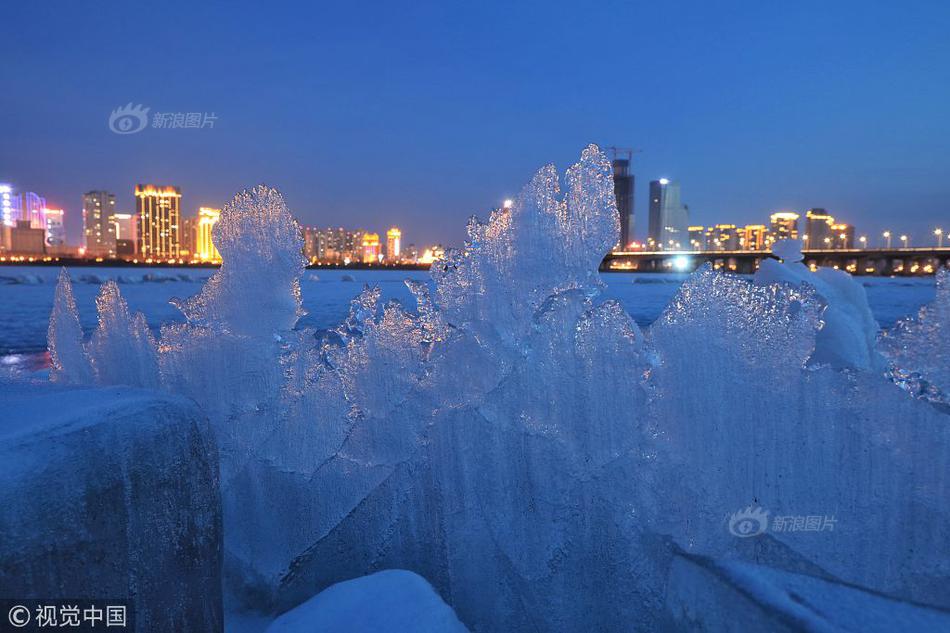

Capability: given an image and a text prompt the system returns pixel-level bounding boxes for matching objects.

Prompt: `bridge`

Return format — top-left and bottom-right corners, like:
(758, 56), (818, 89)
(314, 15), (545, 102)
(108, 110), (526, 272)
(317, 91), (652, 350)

(602, 247), (950, 275)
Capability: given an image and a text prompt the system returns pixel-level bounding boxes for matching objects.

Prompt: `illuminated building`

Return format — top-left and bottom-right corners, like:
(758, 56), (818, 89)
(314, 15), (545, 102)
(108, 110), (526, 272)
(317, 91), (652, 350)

(361, 232), (381, 263)
(42, 208), (65, 248)
(743, 224), (768, 251)
(83, 190), (117, 256)
(612, 158), (635, 248)
(805, 209), (835, 248)
(17, 191), (47, 228)
(180, 216), (195, 258)
(0, 184), (13, 227)
(386, 227), (401, 262)
(135, 184), (181, 260)
(418, 244), (445, 264)
(648, 179), (689, 249)
(705, 224), (740, 250)
(769, 211), (800, 241)
(688, 226), (706, 251)
(113, 213), (138, 257)
(196, 207), (222, 261)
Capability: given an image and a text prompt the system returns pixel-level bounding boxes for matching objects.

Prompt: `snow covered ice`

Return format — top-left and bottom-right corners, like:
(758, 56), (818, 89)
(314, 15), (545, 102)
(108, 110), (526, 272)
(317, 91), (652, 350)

(29, 145), (950, 630)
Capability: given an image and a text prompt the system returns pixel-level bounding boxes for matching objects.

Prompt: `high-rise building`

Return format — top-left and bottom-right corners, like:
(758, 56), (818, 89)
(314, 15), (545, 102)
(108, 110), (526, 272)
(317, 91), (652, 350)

(805, 209), (835, 249)
(82, 190), (117, 256)
(17, 191), (47, 228)
(0, 184), (14, 227)
(113, 213), (138, 257)
(196, 207), (222, 261)
(612, 158), (634, 249)
(361, 232), (381, 263)
(705, 224), (741, 250)
(743, 225), (768, 251)
(43, 208), (65, 248)
(386, 227), (401, 262)
(769, 211), (800, 242)
(135, 185), (181, 260)
(648, 179), (689, 250)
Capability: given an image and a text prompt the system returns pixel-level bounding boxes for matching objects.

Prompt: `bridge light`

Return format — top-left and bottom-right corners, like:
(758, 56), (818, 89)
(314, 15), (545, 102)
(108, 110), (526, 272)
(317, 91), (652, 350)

(672, 255), (690, 271)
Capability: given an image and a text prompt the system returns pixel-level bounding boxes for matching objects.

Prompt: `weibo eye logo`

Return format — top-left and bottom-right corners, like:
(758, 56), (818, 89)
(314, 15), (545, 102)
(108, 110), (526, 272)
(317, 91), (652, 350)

(728, 506), (770, 537)
(109, 103), (150, 134)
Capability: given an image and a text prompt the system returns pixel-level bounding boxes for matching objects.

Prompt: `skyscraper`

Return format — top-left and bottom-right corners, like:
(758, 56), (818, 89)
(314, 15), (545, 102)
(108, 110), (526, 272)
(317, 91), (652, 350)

(196, 207), (222, 261)
(386, 227), (401, 262)
(82, 190), (117, 256)
(135, 185), (181, 260)
(648, 179), (689, 250)
(612, 158), (634, 249)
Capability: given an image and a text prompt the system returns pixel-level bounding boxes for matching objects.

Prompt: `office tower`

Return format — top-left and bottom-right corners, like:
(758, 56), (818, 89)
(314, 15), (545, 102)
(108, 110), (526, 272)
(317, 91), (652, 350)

(769, 211), (800, 242)
(612, 158), (634, 248)
(805, 209), (835, 248)
(83, 190), (118, 257)
(43, 208), (65, 248)
(688, 226), (706, 251)
(196, 207), (222, 261)
(743, 225), (768, 251)
(386, 227), (401, 262)
(648, 179), (689, 249)
(135, 185), (181, 260)
(113, 213), (138, 257)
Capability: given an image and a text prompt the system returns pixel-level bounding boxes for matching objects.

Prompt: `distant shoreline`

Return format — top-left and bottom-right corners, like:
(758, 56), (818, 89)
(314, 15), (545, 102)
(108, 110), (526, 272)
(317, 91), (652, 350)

(0, 257), (433, 271)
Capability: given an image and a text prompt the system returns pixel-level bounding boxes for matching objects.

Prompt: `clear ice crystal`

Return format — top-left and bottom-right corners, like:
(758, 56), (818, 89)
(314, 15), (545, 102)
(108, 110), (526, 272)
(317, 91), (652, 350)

(880, 266), (950, 403)
(47, 268), (93, 384)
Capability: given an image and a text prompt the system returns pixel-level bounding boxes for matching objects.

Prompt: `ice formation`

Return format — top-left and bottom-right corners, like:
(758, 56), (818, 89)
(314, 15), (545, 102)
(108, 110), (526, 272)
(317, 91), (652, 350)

(46, 145), (950, 630)
(754, 238), (884, 370)
(880, 267), (950, 404)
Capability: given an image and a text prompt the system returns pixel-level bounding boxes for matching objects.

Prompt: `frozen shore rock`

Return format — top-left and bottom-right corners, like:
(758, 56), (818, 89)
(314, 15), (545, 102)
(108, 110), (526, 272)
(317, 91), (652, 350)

(0, 381), (222, 632)
(266, 570), (467, 633)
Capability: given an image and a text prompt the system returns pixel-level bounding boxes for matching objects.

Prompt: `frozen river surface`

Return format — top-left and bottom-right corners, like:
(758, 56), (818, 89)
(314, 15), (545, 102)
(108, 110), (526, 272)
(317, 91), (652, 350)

(0, 265), (937, 360)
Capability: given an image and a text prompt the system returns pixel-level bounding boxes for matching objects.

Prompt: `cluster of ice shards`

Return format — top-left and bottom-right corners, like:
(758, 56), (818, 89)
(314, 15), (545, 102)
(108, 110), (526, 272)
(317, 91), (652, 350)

(45, 146), (950, 630)
(879, 266), (950, 404)
(48, 271), (157, 388)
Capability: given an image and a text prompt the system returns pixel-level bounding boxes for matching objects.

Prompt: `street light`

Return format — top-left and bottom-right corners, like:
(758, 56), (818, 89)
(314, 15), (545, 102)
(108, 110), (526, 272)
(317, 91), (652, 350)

(883, 231), (892, 248)
(900, 234), (909, 248)
(936, 228), (944, 248)
(859, 235), (867, 249)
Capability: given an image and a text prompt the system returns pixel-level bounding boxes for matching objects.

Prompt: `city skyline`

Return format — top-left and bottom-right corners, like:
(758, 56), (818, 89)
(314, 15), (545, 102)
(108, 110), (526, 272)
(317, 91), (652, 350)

(2, 2), (949, 248)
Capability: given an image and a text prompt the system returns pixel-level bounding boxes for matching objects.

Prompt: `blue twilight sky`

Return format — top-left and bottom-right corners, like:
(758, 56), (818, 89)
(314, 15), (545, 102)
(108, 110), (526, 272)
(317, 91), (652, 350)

(1, 0), (949, 248)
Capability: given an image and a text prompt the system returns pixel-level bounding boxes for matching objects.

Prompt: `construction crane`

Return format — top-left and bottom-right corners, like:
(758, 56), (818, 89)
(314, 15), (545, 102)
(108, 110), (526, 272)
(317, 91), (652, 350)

(604, 146), (642, 162)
